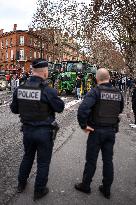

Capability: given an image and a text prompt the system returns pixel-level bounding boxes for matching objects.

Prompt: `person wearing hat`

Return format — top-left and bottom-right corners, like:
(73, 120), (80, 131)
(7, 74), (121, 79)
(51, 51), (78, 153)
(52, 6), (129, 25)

(10, 58), (64, 200)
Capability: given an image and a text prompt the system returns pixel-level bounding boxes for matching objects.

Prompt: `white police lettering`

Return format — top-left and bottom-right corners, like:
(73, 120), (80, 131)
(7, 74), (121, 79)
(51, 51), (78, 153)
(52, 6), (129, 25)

(17, 89), (41, 101)
(101, 92), (121, 101)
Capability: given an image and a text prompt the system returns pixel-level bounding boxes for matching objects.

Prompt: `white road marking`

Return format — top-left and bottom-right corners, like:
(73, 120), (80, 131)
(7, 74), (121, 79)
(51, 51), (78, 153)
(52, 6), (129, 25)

(65, 99), (82, 109)
(60, 97), (68, 100)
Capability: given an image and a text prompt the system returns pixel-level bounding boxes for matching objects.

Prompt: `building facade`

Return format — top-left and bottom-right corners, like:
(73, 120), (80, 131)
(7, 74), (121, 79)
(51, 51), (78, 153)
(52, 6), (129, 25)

(0, 25), (84, 73)
(0, 24), (45, 72)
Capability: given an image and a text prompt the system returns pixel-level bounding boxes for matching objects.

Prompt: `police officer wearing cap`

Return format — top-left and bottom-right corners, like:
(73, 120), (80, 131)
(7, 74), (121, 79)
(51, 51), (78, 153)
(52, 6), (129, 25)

(75, 68), (124, 199)
(10, 58), (64, 200)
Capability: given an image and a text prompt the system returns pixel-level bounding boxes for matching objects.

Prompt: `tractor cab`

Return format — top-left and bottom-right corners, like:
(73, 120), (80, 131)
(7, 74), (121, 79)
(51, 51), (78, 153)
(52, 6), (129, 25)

(55, 61), (85, 95)
(66, 61), (83, 73)
(85, 64), (98, 75)
(53, 63), (62, 72)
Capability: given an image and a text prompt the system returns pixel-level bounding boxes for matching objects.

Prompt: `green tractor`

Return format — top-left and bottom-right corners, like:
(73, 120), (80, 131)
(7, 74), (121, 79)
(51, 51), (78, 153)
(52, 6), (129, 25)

(54, 61), (85, 95)
(54, 61), (98, 95)
(47, 62), (62, 88)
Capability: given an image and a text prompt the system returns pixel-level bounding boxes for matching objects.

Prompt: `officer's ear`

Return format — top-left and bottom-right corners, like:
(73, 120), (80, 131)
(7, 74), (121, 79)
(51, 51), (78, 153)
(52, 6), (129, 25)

(96, 77), (99, 83)
(44, 67), (48, 78)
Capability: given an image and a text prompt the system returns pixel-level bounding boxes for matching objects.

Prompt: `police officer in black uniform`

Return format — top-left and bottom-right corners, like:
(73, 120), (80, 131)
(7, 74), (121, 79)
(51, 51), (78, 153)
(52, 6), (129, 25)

(10, 58), (64, 200)
(75, 68), (124, 199)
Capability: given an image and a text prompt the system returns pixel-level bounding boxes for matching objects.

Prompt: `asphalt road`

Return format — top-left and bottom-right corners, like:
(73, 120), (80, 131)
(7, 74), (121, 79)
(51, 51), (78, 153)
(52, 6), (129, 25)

(9, 105), (136, 205)
(0, 92), (136, 205)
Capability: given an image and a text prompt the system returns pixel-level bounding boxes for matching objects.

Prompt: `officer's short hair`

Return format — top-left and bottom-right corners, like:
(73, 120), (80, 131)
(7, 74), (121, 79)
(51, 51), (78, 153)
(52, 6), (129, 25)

(32, 58), (48, 69)
(96, 68), (110, 82)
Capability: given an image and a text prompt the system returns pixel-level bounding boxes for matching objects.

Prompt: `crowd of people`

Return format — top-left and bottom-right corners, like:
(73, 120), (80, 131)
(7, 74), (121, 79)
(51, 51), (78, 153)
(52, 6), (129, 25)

(110, 74), (134, 92)
(6, 72), (30, 92)
(8, 67), (136, 129)
(109, 73), (136, 128)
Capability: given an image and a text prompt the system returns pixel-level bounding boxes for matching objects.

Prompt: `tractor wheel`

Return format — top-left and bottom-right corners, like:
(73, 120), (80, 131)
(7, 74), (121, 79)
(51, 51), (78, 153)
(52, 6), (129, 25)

(0, 76), (7, 91)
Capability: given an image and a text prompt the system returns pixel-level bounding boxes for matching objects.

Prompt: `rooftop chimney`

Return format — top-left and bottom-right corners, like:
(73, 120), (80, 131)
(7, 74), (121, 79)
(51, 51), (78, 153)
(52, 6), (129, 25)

(13, 24), (17, 31)
(29, 27), (33, 32)
(0, 29), (4, 35)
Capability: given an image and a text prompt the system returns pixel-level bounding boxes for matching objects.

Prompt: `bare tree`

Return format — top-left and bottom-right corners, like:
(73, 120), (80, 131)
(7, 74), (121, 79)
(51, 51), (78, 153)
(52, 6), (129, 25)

(31, 0), (128, 72)
(85, 0), (136, 73)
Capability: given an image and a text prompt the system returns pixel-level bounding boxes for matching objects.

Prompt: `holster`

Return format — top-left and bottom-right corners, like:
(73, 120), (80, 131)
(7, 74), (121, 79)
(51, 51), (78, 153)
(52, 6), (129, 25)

(51, 121), (60, 141)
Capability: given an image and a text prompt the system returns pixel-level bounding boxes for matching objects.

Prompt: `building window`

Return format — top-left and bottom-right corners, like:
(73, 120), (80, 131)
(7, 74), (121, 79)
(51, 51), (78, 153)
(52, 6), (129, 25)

(11, 50), (14, 60)
(6, 50), (8, 60)
(30, 38), (33, 46)
(20, 36), (24, 45)
(1, 40), (4, 49)
(34, 39), (37, 47)
(1, 52), (3, 60)
(20, 49), (24, 60)
(38, 41), (41, 48)
(34, 51), (37, 58)
(30, 49), (33, 59)
(6, 39), (8, 47)
(10, 38), (13, 47)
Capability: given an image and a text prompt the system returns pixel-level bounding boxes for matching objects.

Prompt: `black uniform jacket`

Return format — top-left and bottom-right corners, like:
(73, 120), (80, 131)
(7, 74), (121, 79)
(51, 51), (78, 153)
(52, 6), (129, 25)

(10, 76), (65, 126)
(77, 83), (124, 129)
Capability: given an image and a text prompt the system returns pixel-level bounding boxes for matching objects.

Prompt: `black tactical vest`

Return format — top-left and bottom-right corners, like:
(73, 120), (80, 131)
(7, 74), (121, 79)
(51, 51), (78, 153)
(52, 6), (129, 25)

(17, 79), (52, 122)
(91, 85), (122, 126)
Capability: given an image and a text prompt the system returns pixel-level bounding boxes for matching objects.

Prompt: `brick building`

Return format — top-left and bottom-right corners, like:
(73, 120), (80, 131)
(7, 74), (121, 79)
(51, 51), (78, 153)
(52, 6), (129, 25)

(0, 24), (84, 73)
(0, 24), (45, 72)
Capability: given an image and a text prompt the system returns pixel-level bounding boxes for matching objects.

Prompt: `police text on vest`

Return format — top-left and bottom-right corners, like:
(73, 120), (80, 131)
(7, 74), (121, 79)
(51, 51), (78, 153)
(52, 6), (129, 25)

(17, 89), (41, 101)
(101, 92), (121, 101)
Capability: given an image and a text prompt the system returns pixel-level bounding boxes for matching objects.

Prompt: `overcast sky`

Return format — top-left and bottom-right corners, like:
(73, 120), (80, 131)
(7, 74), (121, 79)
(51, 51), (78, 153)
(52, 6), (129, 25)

(0, 0), (89, 32)
(0, 0), (38, 32)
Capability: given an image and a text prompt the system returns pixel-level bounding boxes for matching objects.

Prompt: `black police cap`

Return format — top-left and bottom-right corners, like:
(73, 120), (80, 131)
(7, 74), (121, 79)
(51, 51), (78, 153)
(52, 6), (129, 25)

(32, 58), (48, 69)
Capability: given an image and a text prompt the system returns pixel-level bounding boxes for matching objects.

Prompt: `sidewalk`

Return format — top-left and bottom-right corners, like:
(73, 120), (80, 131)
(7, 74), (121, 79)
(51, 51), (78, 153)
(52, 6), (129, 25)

(10, 116), (136, 205)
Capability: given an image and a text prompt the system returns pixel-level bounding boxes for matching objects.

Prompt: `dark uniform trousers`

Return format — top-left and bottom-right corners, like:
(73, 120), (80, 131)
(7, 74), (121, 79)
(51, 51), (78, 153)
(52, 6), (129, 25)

(82, 127), (115, 189)
(18, 125), (53, 192)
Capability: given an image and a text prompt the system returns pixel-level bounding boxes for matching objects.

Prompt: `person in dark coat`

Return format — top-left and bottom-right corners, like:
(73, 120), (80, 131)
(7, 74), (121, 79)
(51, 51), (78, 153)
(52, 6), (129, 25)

(76, 75), (82, 100)
(10, 58), (64, 201)
(75, 68), (124, 199)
